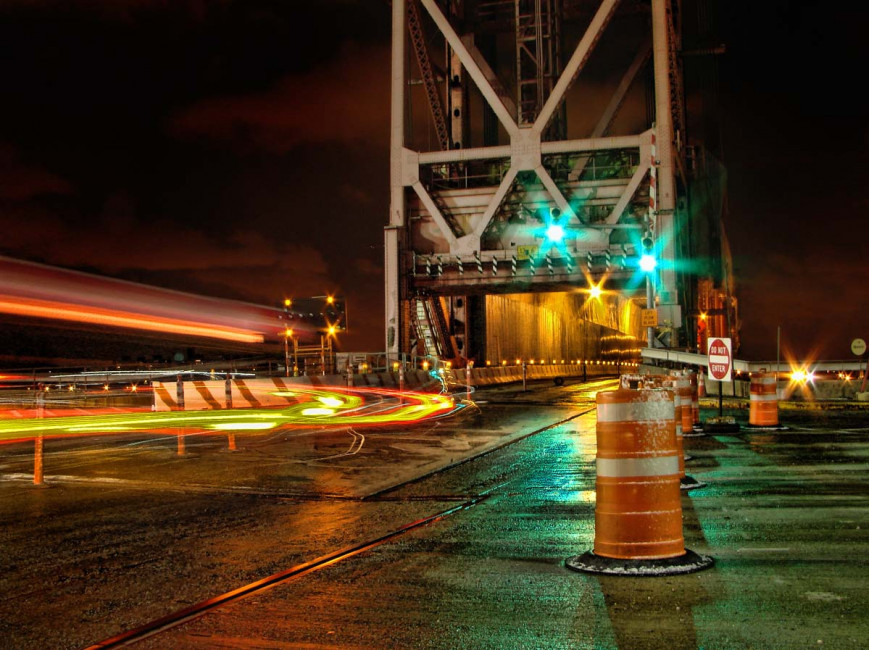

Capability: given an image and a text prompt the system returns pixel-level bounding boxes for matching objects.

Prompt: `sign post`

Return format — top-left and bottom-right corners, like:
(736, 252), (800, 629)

(708, 337), (733, 417)
(852, 338), (868, 393)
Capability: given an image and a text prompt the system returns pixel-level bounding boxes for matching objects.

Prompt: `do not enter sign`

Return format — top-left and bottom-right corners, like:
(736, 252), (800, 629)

(708, 337), (732, 382)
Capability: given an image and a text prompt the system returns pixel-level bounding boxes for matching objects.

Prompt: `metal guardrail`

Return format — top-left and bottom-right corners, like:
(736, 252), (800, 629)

(641, 348), (866, 373)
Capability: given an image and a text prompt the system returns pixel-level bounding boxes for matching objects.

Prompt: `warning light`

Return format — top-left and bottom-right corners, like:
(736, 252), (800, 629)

(545, 223), (565, 242)
(284, 298), (292, 308)
(639, 235), (656, 272)
(639, 254), (657, 272)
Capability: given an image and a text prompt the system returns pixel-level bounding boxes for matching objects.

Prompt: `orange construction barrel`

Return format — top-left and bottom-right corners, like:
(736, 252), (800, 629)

(566, 388), (713, 575)
(676, 380), (695, 435)
(749, 372), (779, 426)
(594, 389), (683, 559)
(662, 379), (685, 476)
(665, 378), (705, 490)
(685, 370), (700, 426)
(678, 371), (705, 438)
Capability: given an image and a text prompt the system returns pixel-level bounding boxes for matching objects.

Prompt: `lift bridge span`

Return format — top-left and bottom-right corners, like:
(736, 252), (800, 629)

(385, 0), (737, 367)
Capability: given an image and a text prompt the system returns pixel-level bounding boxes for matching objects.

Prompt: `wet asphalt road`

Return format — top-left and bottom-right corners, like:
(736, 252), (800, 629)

(0, 377), (866, 649)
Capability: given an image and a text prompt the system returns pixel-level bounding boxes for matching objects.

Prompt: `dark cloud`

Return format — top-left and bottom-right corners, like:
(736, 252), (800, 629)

(0, 145), (73, 200)
(734, 251), (866, 360)
(171, 43), (390, 152)
(0, 202), (333, 306)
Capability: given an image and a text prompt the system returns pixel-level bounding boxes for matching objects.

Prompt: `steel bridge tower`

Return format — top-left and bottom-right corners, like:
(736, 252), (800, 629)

(386, 0), (733, 364)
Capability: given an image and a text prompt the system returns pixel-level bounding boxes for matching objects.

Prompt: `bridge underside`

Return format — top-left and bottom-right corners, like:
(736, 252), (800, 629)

(407, 289), (643, 368)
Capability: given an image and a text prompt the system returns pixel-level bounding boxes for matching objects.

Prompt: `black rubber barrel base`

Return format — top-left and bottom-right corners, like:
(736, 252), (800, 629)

(743, 424), (789, 431)
(702, 418), (740, 434)
(566, 549), (714, 576)
(680, 475), (706, 491)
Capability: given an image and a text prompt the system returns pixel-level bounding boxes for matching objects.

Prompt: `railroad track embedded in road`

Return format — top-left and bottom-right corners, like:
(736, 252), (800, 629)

(83, 402), (597, 648)
(84, 493), (489, 649)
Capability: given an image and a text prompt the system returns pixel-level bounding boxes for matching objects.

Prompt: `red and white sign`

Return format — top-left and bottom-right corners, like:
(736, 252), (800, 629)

(707, 337), (732, 382)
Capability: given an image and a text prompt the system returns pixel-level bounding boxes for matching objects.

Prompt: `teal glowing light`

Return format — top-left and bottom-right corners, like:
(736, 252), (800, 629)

(545, 223), (565, 242)
(639, 254), (657, 272)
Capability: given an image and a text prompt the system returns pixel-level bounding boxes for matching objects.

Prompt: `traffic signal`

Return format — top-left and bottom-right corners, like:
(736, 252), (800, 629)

(639, 235), (656, 272)
(544, 207), (565, 243)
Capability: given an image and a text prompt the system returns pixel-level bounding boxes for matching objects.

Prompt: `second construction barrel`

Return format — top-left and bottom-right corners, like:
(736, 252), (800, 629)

(566, 388), (713, 575)
(749, 371), (779, 427)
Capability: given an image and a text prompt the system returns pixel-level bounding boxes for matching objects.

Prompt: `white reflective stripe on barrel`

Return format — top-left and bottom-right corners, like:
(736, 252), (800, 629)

(750, 393), (778, 402)
(597, 399), (674, 423)
(597, 456), (680, 477)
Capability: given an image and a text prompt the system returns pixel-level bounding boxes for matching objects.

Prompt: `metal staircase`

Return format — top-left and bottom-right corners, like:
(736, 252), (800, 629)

(412, 294), (458, 361)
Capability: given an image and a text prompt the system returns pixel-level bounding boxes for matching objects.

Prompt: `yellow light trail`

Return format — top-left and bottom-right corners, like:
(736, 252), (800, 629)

(0, 386), (458, 443)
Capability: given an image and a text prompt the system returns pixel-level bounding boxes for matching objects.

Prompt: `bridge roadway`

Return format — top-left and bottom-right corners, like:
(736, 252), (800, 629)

(0, 377), (867, 648)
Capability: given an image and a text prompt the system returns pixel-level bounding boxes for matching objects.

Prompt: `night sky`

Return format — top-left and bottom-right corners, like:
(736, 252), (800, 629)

(1, 1), (865, 361)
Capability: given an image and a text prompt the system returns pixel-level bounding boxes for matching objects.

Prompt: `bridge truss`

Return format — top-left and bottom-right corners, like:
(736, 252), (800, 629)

(386, 0), (734, 364)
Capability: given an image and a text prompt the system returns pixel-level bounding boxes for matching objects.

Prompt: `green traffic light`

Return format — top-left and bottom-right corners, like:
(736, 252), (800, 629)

(545, 223), (565, 242)
(639, 254), (657, 272)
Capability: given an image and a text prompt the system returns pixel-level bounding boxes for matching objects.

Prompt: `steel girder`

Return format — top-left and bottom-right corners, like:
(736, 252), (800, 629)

(386, 0), (685, 361)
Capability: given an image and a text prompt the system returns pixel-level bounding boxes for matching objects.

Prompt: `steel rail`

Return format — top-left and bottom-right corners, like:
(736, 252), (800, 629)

(84, 496), (487, 649)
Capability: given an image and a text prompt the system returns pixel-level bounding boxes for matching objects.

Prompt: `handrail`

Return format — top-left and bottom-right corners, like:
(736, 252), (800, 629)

(641, 348), (866, 374)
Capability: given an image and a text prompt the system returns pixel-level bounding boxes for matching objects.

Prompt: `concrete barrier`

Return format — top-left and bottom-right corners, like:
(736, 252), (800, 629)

(154, 364), (616, 411)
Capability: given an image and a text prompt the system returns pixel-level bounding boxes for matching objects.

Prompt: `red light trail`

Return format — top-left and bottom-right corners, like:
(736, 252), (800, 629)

(0, 255), (306, 344)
